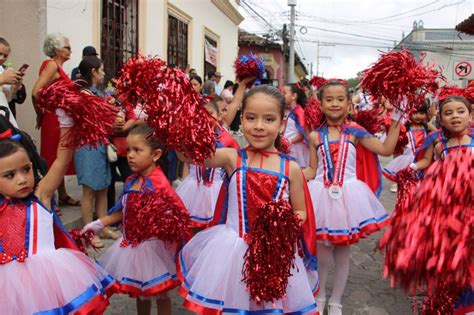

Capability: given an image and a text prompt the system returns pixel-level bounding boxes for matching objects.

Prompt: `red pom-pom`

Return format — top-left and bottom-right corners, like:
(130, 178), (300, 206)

(353, 108), (384, 135)
(68, 229), (99, 255)
(116, 54), (216, 164)
(242, 200), (302, 303)
(279, 135), (291, 154)
(304, 97), (324, 131)
(234, 53), (265, 87)
(360, 49), (442, 114)
(391, 166), (419, 212)
(438, 84), (474, 104)
(379, 150), (473, 309)
(36, 79), (117, 149)
(123, 190), (191, 247)
(309, 76), (326, 90)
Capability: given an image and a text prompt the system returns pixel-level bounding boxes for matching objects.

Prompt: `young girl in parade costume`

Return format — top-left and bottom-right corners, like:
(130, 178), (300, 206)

(283, 83), (310, 167)
(82, 124), (189, 315)
(383, 102), (431, 192)
(176, 99), (239, 228)
(177, 85), (320, 314)
(0, 112), (117, 314)
(387, 96), (473, 314)
(303, 80), (403, 315)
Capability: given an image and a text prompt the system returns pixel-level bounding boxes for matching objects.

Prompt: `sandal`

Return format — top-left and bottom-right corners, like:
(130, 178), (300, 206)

(59, 196), (81, 207)
(328, 302), (343, 315)
(99, 227), (120, 240)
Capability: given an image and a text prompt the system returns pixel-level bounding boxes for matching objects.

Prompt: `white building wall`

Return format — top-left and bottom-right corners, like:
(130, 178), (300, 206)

(46, 0), (96, 77)
(169, 0), (240, 81)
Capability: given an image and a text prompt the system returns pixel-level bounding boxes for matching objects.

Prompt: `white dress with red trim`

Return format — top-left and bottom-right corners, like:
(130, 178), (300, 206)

(99, 167), (180, 298)
(308, 125), (389, 245)
(176, 164), (225, 228)
(177, 150), (319, 314)
(0, 196), (116, 315)
(383, 127), (427, 177)
(285, 105), (309, 168)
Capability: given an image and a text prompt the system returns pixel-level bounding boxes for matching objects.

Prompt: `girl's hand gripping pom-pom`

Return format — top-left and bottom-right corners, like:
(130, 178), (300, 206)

(81, 219), (105, 235)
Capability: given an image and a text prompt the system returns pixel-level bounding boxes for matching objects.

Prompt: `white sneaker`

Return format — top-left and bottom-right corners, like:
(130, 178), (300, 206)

(390, 183), (398, 193)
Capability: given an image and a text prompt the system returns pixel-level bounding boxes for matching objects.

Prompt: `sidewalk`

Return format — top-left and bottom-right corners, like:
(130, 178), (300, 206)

(61, 157), (413, 314)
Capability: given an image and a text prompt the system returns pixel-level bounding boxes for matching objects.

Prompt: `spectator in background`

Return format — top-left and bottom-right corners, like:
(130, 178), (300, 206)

(220, 80), (234, 104)
(189, 68), (197, 78)
(0, 37), (23, 126)
(71, 46), (98, 81)
(202, 71), (222, 96)
(190, 75), (203, 94)
(32, 33), (79, 211)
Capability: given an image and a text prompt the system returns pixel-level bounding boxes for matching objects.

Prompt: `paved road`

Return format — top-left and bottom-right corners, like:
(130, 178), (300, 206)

(64, 158), (413, 315)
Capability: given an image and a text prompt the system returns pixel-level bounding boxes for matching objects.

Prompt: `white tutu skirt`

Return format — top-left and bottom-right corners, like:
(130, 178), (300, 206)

(176, 176), (223, 228)
(383, 153), (414, 179)
(0, 248), (117, 314)
(99, 236), (179, 298)
(308, 179), (390, 245)
(177, 225), (319, 314)
(289, 141), (309, 168)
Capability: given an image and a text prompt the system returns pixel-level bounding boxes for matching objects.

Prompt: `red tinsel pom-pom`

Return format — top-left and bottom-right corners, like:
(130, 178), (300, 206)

(353, 107), (384, 135)
(360, 49), (442, 115)
(242, 200), (302, 304)
(279, 135), (291, 154)
(304, 97), (324, 131)
(379, 150), (473, 310)
(116, 54), (216, 164)
(234, 53), (265, 87)
(438, 84), (474, 104)
(36, 79), (117, 149)
(68, 229), (99, 255)
(309, 76), (326, 90)
(123, 190), (191, 247)
(392, 166), (419, 212)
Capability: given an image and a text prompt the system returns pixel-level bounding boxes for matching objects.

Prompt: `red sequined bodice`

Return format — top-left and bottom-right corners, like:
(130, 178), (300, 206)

(0, 201), (27, 261)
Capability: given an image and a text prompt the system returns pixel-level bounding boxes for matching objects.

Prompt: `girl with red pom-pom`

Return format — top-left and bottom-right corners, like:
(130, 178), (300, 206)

(176, 85), (320, 314)
(386, 96), (473, 314)
(282, 83), (310, 168)
(82, 124), (190, 315)
(176, 98), (239, 229)
(0, 113), (118, 314)
(303, 80), (403, 315)
(383, 102), (431, 192)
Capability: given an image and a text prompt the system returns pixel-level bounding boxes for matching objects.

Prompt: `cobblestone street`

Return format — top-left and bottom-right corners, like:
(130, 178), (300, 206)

(65, 158), (413, 315)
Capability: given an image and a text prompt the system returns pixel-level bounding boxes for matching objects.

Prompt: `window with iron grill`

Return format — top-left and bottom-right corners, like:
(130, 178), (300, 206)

(168, 14), (188, 70)
(101, 0), (138, 81)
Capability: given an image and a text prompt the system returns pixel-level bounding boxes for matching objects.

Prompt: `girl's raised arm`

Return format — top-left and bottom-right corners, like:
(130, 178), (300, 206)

(177, 147), (238, 175)
(289, 161), (307, 223)
(36, 127), (73, 204)
(303, 131), (319, 180)
(359, 117), (402, 156)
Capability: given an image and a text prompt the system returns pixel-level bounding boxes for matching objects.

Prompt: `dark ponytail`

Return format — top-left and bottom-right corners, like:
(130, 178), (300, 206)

(287, 83), (307, 107)
(78, 56), (103, 87)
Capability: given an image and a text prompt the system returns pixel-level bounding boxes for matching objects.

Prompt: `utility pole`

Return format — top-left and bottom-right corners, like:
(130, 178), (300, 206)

(315, 41), (333, 76)
(287, 0), (296, 83)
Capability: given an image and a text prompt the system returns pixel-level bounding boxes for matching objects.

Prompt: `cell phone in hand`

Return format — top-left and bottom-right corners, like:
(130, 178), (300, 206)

(18, 64), (29, 74)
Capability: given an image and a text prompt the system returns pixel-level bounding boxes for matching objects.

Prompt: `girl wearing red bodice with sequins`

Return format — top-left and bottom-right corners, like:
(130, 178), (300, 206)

(0, 114), (116, 314)
(176, 85), (320, 314)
